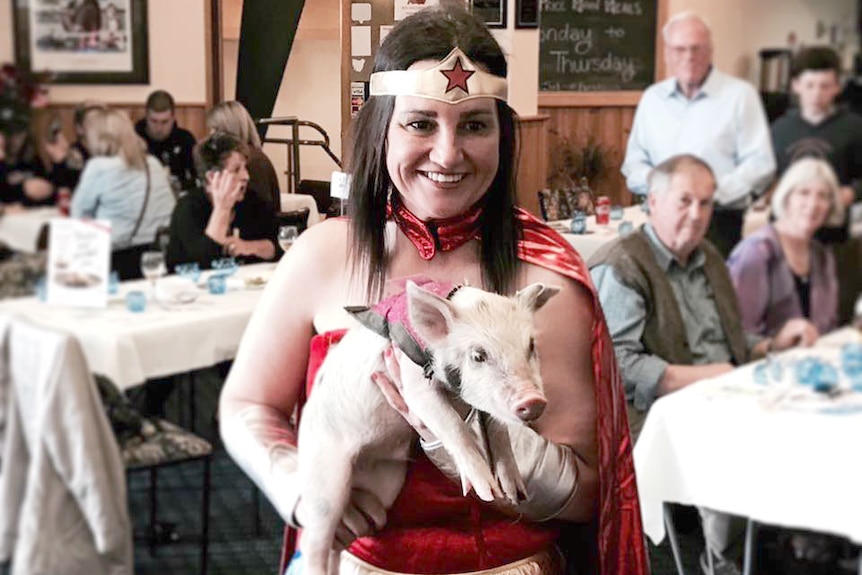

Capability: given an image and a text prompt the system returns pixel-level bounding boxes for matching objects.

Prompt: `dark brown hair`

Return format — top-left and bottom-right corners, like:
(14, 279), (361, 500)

(145, 89), (176, 113)
(791, 46), (842, 79)
(193, 131), (250, 177)
(347, 4), (520, 300)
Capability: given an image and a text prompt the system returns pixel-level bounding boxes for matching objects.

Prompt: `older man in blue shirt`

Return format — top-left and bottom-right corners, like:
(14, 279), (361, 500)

(622, 12), (775, 257)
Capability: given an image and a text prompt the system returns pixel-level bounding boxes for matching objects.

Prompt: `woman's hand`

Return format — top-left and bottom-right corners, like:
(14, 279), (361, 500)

(208, 170), (243, 211)
(372, 346), (439, 444)
(294, 487), (387, 551)
(44, 133), (70, 164)
(773, 318), (819, 351)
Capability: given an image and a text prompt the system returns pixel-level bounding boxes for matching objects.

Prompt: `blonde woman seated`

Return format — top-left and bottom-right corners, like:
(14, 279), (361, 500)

(71, 108), (176, 279)
(206, 100), (280, 209)
(728, 158), (842, 336)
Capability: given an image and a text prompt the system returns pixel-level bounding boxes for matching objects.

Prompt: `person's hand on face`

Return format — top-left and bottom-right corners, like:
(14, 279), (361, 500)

(839, 186), (855, 208)
(208, 169), (243, 211)
(773, 318), (819, 351)
(0, 133), (6, 163)
(44, 132), (70, 164)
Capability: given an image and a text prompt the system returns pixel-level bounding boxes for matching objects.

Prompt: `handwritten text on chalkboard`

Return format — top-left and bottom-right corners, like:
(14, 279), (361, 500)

(539, 0), (657, 92)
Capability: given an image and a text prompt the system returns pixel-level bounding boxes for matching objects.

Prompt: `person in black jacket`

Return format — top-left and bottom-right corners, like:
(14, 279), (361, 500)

(166, 132), (278, 271)
(134, 90), (197, 191)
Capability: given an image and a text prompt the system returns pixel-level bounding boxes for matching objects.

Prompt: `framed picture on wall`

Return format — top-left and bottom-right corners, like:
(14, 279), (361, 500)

(515, 0), (539, 29)
(470, 0), (507, 29)
(12, 0), (150, 84)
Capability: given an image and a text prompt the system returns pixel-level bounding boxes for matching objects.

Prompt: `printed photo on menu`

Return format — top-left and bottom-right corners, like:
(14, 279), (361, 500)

(47, 218), (111, 308)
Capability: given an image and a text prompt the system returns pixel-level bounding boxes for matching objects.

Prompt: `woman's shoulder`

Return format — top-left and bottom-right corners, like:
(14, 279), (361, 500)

(729, 225), (779, 261)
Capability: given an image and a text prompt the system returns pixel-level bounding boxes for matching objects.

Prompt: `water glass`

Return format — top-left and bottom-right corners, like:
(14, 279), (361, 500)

(175, 262), (201, 283)
(794, 357), (838, 393)
(35, 275), (47, 302)
(207, 274), (227, 295)
(618, 220), (634, 236)
(108, 271), (120, 295)
(569, 211), (587, 234)
(125, 290), (147, 313)
(140, 251), (166, 289)
(211, 257), (238, 276)
(610, 205), (624, 220)
(278, 225), (299, 252)
(841, 342), (862, 390)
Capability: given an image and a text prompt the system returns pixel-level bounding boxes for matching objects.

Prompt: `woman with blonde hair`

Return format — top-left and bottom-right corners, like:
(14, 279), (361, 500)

(206, 100), (280, 209)
(728, 157), (842, 336)
(71, 108), (176, 278)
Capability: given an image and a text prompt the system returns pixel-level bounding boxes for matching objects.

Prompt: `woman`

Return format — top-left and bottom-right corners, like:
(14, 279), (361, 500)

(728, 158), (841, 336)
(71, 108), (175, 278)
(165, 131), (277, 270)
(219, 7), (647, 575)
(206, 100), (280, 209)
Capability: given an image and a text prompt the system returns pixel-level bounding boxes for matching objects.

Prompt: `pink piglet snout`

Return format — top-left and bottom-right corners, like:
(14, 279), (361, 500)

(513, 393), (547, 422)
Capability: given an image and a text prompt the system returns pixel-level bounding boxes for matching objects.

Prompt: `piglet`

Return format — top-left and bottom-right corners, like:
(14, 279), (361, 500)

(296, 280), (559, 575)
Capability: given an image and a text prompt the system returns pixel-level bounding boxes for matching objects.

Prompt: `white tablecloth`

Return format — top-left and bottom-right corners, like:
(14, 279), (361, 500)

(634, 327), (862, 545)
(0, 262), (276, 390)
(280, 193), (323, 227)
(0, 208), (59, 253)
(552, 206), (648, 262)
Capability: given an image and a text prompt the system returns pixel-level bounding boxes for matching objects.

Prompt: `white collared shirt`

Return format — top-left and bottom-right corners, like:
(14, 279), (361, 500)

(621, 68), (776, 208)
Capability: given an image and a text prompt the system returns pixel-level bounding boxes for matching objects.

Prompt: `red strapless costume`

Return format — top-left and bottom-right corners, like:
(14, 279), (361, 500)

(280, 201), (649, 575)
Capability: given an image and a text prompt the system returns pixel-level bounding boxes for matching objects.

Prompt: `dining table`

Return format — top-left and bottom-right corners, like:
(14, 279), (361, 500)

(0, 262), (276, 391)
(0, 207), (59, 254)
(547, 205), (649, 262)
(634, 327), (862, 573)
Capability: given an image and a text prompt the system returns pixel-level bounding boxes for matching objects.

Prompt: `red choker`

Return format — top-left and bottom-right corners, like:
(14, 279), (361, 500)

(389, 194), (484, 260)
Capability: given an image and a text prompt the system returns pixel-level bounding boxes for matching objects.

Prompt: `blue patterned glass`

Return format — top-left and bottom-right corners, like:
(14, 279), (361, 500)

(108, 271), (120, 295)
(610, 205), (624, 220)
(211, 257), (238, 276)
(176, 262), (201, 283)
(794, 357), (838, 392)
(570, 211), (587, 234)
(841, 342), (862, 390)
(125, 290), (147, 313)
(207, 274), (227, 295)
(618, 220), (634, 236)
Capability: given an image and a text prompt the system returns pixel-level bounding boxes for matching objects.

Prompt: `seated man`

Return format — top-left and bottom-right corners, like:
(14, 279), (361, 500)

(134, 90), (197, 191)
(588, 154), (817, 575)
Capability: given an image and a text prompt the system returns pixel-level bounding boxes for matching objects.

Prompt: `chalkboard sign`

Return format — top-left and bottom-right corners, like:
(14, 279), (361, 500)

(539, 0), (658, 92)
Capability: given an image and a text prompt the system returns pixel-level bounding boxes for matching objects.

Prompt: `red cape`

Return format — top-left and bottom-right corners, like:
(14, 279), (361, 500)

(516, 208), (649, 575)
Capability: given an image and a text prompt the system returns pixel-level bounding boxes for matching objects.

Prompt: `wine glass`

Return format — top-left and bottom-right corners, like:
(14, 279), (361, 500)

(278, 225), (299, 252)
(140, 250), (166, 293)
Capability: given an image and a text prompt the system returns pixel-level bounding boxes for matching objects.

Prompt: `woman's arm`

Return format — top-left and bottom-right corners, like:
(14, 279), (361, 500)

(219, 220), (386, 545)
(726, 237), (772, 336)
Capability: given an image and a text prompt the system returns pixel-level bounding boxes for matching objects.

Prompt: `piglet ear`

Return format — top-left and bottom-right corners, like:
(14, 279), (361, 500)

(516, 283), (560, 312)
(406, 281), (457, 346)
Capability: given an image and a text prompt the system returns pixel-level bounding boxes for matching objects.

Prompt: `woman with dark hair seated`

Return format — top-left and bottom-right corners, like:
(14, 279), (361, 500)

(165, 131), (277, 270)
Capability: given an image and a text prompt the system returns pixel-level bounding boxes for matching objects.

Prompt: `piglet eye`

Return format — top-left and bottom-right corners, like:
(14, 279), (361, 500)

(470, 348), (487, 363)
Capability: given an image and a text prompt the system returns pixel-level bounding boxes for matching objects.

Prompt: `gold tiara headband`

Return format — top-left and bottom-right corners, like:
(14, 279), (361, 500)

(369, 48), (508, 103)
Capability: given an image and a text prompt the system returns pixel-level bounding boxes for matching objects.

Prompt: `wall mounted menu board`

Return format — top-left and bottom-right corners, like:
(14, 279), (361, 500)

(539, 0), (659, 93)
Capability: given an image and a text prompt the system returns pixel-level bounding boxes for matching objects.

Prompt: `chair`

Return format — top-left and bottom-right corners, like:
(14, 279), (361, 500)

(277, 207), (310, 236)
(0, 315), (133, 575)
(96, 374), (213, 575)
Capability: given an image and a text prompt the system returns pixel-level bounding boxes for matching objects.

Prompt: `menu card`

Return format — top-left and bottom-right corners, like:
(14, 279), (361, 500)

(46, 219), (111, 307)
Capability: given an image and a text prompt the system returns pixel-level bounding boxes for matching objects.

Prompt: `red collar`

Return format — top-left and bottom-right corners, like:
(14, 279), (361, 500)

(389, 194), (483, 260)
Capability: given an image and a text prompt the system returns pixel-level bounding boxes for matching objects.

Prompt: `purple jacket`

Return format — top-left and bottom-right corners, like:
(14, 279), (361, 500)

(727, 224), (838, 337)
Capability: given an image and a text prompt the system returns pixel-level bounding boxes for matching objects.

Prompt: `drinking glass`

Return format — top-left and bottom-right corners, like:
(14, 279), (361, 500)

(211, 257), (238, 276)
(140, 251), (166, 291)
(618, 220), (634, 236)
(841, 342), (862, 390)
(278, 225), (299, 252)
(569, 211), (587, 234)
(207, 274), (227, 295)
(175, 262), (201, 284)
(125, 290), (147, 313)
(610, 205), (624, 220)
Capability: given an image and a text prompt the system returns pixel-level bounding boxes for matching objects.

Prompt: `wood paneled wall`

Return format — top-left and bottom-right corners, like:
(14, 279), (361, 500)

(47, 103), (209, 143)
(515, 115), (549, 218)
(539, 105), (637, 206)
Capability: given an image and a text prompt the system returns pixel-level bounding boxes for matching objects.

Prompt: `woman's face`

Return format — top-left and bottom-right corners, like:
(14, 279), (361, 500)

(386, 88), (500, 220)
(218, 151), (250, 197)
(782, 179), (832, 237)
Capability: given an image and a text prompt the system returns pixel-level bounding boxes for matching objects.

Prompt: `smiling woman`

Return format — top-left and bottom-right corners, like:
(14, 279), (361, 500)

(218, 5), (649, 575)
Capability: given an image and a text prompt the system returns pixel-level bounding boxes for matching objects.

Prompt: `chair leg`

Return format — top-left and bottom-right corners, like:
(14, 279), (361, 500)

(663, 504), (687, 575)
(742, 519), (758, 575)
(189, 373), (197, 433)
(149, 467), (158, 557)
(200, 457), (211, 575)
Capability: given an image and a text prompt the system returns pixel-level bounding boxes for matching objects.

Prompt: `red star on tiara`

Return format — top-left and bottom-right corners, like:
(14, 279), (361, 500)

(440, 57), (475, 94)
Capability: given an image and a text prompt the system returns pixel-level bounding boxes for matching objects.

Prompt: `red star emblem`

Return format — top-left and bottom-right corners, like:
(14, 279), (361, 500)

(440, 57), (474, 94)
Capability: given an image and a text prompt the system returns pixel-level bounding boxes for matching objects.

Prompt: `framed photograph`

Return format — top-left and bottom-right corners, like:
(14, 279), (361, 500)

(470, 0), (506, 29)
(12, 0), (149, 84)
(515, 0), (539, 29)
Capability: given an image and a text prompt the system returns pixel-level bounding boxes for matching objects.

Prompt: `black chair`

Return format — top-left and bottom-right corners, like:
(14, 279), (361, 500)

(277, 207), (310, 235)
